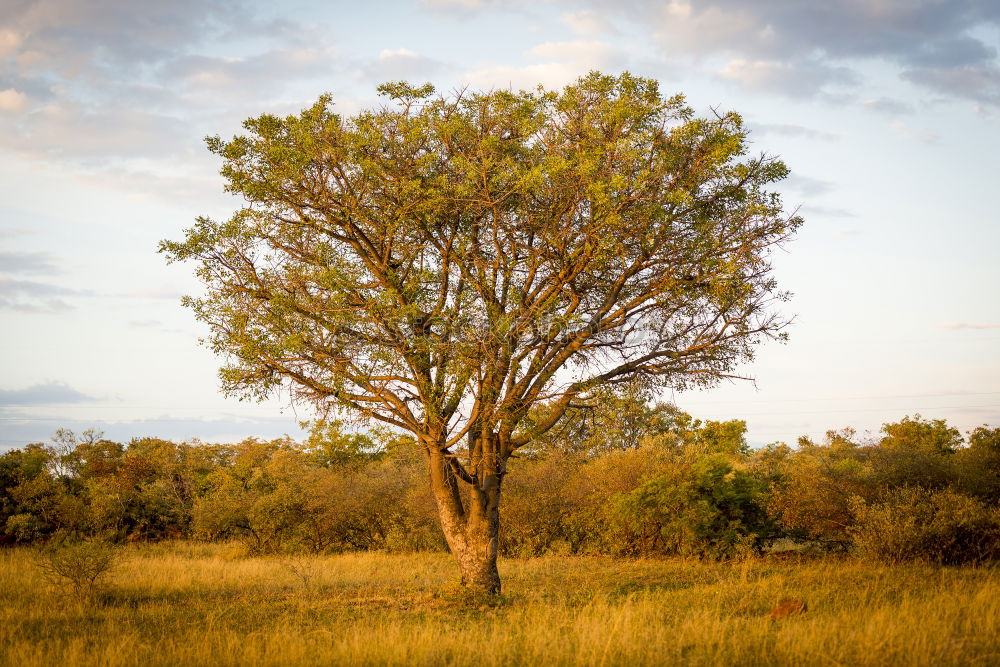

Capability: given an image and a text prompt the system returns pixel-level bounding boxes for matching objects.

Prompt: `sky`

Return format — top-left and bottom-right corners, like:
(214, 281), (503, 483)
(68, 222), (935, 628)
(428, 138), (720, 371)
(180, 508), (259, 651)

(1, 0), (999, 450)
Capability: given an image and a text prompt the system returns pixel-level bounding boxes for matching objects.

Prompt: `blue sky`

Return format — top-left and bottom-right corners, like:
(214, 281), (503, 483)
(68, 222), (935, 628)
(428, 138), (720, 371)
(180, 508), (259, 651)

(1, 0), (999, 448)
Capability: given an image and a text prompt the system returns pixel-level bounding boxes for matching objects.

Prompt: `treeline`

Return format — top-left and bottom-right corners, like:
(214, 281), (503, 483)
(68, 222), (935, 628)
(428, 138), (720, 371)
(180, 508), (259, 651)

(2, 398), (998, 564)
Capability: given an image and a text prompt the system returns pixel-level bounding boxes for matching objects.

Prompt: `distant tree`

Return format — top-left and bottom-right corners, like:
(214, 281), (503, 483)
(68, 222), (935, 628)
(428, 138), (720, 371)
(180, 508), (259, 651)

(162, 72), (800, 594)
(767, 429), (875, 549)
(302, 419), (380, 468)
(523, 387), (679, 456)
(957, 426), (1000, 502)
(193, 439), (309, 555)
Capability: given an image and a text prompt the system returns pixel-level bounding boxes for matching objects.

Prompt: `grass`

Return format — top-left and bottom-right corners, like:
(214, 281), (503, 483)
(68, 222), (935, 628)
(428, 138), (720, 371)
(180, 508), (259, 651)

(1, 542), (998, 665)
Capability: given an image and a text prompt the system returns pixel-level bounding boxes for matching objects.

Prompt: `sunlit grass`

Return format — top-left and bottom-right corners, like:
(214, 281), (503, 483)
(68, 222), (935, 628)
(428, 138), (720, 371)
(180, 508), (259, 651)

(1, 544), (997, 665)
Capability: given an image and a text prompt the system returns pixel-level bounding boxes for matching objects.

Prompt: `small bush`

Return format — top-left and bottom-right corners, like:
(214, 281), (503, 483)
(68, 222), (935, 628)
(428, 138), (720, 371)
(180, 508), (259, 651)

(850, 487), (1000, 565)
(35, 538), (121, 601)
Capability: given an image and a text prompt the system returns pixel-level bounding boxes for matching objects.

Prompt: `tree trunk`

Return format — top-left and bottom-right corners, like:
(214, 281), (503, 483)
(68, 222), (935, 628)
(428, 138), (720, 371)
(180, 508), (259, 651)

(427, 449), (503, 596)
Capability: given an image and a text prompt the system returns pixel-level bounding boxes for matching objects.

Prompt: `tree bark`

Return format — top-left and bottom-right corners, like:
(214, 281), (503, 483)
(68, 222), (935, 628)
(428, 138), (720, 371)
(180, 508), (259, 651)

(427, 448), (503, 596)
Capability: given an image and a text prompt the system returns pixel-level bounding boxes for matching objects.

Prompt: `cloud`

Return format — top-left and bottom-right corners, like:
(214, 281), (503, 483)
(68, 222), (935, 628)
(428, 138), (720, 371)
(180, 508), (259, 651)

(0, 227), (35, 238)
(527, 40), (622, 69)
(462, 38), (622, 91)
(888, 120), (940, 144)
(0, 382), (98, 406)
(0, 250), (58, 275)
(0, 88), (27, 112)
(802, 205), (855, 218)
(0, 99), (193, 163)
(903, 63), (1000, 107)
(750, 122), (840, 141)
(422, 0), (486, 8)
(360, 48), (443, 83)
(862, 97), (915, 115)
(419, 0), (517, 15)
(0, 0), (341, 173)
(0, 28), (23, 57)
(2, 0), (238, 76)
(717, 58), (858, 97)
(461, 63), (583, 91)
(123, 286), (185, 300)
(561, 10), (617, 37)
(937, 322), (1000, 329)
(782, 174), (836, 197)
(0, 275), (89, 312)
(162, 47), (340, 101)
(593, 0), (1000, 104)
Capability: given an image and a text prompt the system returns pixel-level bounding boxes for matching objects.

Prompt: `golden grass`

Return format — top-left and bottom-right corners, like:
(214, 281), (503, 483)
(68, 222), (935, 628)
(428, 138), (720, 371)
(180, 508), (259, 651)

(1, 543), (997, 666)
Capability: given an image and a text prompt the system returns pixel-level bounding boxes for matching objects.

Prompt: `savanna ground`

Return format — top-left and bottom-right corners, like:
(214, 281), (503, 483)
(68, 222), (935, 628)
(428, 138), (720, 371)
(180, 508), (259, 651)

(1, 543), (997, 666)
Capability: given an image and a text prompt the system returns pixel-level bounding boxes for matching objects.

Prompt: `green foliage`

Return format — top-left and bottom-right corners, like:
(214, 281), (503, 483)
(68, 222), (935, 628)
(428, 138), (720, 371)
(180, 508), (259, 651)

(302, 419), (380, 468)
(766, 429), (875, 549)
(850, 487), (1000, 565)
(500, 451), (584, 556)
(191, 437), (442, 556)
(614, 454), (774, 559)
(3, 410), (1000, 567)
(160, 70), (799, 499)
(954, 425), (1000, 503)
(193, 439), (314, 555)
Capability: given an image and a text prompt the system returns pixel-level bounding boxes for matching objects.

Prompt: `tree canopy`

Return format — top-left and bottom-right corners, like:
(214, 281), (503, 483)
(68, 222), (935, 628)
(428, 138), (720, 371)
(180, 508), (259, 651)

(161, 71), (801, 593)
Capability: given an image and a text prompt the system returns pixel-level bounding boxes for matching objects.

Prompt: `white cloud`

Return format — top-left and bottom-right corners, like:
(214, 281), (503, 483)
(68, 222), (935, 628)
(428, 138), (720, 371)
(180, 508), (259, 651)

(718, 58), (857, 97)
(362, 48), (442, 82)
(461, 39), (622, 91)
(461, 63), (584, 91)
(0, 102), (191, 161)
(527, 40), (621, 69)
(164, 48), (338, 99)
(560, 11), (616, 37)
(0, 88), (27, 112)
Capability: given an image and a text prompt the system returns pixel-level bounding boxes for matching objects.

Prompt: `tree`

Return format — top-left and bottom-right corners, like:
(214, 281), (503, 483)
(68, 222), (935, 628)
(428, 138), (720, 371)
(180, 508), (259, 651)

(161, 72), (800, 594)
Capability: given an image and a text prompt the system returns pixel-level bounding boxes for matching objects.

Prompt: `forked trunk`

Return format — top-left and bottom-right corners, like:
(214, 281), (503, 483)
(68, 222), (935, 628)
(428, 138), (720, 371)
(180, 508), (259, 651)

(427, 448), (503, 595)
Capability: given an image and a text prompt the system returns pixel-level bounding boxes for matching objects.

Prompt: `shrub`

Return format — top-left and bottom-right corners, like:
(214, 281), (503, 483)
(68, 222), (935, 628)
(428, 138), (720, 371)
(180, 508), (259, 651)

(850, 487), (1000, 565)
(35, 538), (121, 601)
(500, 452), (583, 556)
(614, 454), (774, 559)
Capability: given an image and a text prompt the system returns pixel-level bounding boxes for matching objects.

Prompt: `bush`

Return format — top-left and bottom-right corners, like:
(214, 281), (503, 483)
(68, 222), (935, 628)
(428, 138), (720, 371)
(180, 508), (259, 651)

(614, 454), (774, 559)
(500, 452), (583, 556)
(35, 538), (121, 601)
(850, 487), (1000, 565)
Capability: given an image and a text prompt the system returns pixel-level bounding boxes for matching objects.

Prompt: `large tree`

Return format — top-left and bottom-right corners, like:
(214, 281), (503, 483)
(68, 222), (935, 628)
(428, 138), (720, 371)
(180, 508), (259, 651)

(161, 72), (801, 594)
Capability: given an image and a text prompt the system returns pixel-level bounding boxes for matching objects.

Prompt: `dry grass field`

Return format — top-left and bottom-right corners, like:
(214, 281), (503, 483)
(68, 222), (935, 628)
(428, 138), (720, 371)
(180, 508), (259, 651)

(1, 543), (998, 666)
